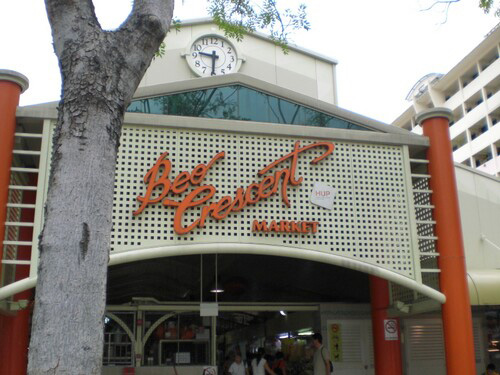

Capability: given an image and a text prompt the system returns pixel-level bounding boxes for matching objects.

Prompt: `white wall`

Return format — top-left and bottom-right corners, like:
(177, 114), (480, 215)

(139, 21), (337, 105)
(455, 165), (500, 270)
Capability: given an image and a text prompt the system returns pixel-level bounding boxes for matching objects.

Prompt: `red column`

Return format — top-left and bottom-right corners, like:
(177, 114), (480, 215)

(0, 70), (30, 375)
(9, 180), (36, 375)
(416, 108), (475, 375)
(0, 70), (29, 282)
(370, 275), (402, 375)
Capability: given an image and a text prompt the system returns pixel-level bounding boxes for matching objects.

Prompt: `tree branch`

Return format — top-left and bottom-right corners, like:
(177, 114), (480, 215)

(419, 0), (460, 12)
(114, 0), (175, 98)
(44, 0), (100, 58)
(117, 0), (174, 51)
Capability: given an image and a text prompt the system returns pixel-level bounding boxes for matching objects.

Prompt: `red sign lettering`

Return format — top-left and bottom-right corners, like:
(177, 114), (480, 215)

(134, 141), (334, 234)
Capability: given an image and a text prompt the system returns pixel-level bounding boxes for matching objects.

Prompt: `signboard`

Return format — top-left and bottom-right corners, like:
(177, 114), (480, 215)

(329, 323), (343, 362)
(203, 367), (217, 375)
(175, 352), (191, 364)
(134, 141), (334, 234)
(200, 303), (219, 317)
(111, 126), (417, 281)
(384, 319), (399, 341)
(311, 182), (336, 210)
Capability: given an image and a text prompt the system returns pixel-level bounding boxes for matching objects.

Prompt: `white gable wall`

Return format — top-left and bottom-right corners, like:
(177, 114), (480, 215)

(138, 20), (337, 105)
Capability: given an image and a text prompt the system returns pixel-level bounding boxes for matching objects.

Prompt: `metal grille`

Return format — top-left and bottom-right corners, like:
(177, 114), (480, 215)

(407, 319), (482, 362)
(111, 125), (417, 279)
(390, 158), (440, 305)
(1, 168), (24, 287)
(340, 324), (362, 362)
(408, 321), (445, 361)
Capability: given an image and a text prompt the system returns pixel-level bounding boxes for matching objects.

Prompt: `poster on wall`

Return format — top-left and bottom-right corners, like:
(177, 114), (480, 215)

(328, 323), (343, 362)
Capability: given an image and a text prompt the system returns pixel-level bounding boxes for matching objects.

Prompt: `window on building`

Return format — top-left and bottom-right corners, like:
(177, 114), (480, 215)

(127, 85), (371, 131)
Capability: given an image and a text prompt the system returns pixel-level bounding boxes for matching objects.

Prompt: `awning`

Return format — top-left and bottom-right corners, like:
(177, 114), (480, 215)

(468, 270), (500, 305)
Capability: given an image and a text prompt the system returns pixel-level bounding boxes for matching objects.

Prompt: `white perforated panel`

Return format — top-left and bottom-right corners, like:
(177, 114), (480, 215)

(111, 125), (416, 278)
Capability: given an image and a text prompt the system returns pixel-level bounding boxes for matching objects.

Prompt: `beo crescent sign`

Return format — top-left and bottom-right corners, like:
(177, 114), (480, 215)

(133, 141), (335, 235)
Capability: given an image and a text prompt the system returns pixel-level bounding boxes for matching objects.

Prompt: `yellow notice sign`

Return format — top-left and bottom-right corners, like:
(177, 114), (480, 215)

(329, 323), (342, 362)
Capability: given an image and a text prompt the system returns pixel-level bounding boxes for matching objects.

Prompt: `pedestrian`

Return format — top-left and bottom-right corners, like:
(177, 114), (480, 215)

(485, 363), (500, 375)
(251, 348), (276, 375)
(272, 351), (287, 375)
(229, 354), (249, 375)
(312, 333), (331, 375)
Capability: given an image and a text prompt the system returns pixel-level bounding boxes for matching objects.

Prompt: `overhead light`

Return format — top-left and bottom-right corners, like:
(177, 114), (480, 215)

(298, 332), (313, 336)
(210, 287), (224, 293)
(278, 333), (289, 339)
(279, 310), (287, 316)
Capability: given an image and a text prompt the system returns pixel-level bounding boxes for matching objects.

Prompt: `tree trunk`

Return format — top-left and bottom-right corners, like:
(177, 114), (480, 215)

(28, 1), (174, 373)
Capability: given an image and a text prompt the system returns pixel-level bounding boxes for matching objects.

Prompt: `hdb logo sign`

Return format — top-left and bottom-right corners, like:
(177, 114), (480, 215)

(314, 190), (331, 198)
(311, 182), (336, 210)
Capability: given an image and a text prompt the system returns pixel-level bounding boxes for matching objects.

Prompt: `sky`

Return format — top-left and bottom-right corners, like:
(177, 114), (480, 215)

(1, 0), (498, 124)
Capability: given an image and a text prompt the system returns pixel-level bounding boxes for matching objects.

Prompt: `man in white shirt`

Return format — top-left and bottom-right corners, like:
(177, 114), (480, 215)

(229, 354), (249, 375)
(312, 333), (331, 375)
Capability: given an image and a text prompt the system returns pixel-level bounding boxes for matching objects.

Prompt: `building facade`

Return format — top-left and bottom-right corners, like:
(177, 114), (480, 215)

(1, 19), (500, 375)
(393, 24), (500, 176)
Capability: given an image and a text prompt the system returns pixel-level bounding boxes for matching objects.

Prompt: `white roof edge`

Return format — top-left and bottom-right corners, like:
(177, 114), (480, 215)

(175, 17), (339, 65)
(455, 162), (500, 182)
(17, 73), (427, 142)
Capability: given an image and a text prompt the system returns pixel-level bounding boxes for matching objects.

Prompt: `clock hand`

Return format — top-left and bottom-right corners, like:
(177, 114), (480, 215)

(210, 51), (219, 75)
(210, 51), (218, 76)
(198, 50), (219, 75)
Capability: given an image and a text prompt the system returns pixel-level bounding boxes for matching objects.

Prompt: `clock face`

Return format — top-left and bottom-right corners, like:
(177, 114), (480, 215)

(187, 35), (239, 77)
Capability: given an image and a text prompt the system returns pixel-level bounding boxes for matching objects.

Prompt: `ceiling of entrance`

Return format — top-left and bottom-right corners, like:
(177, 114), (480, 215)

(106, 254), (370, 305)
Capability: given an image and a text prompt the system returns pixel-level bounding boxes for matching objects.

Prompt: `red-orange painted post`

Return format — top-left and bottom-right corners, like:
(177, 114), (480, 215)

(7, 182), (36, 375)
(416, 108), (475, 375)
(0, 70), (29, 282)
(0, 70), (29, 375)
(369, 275), (402, 375)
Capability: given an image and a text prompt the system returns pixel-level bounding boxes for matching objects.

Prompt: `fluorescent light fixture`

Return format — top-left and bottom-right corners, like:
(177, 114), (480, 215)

(279, 310), (287, 316)
(297, 331), (314, 336)
(210, 287), (224, 293)
(278, 333), (289, 339)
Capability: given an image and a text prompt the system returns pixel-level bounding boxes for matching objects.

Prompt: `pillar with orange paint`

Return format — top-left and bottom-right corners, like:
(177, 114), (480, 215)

(0, 69), (30, 375)
(416, 108), (476, 375)
(0, 70), (29, 282)
(369, 275), (403, 375)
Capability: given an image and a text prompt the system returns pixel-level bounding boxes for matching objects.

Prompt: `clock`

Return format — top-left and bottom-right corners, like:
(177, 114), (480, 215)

(185, 34), (241, 77)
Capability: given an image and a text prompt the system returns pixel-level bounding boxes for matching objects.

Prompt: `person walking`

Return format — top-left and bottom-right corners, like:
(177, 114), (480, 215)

(312, 333), (331, 375)
(485, 363), (500, 375)
(272, 351), (287, 375)
(251, 348), (276, 375)
(229, 354), (249, 375)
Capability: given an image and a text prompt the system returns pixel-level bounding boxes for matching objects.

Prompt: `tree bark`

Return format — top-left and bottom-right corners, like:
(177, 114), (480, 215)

(28, 1), (174, 374)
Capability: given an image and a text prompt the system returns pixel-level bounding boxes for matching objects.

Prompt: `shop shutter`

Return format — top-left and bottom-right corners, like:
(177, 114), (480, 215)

(408, 321), (444, 361)
(326, 319), (374, 375)
(405, 318), (484, 375)
(405, 319), (445, 375)
(341, 323), (362, 362)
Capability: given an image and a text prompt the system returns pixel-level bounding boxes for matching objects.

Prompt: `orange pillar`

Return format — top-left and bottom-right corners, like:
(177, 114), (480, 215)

(369, 275), (402, 375)
(8, 180), (36, 375)
(0, 70), (30, 375)
(416, 108), (475, 375)
(0, 70), (29, 282)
